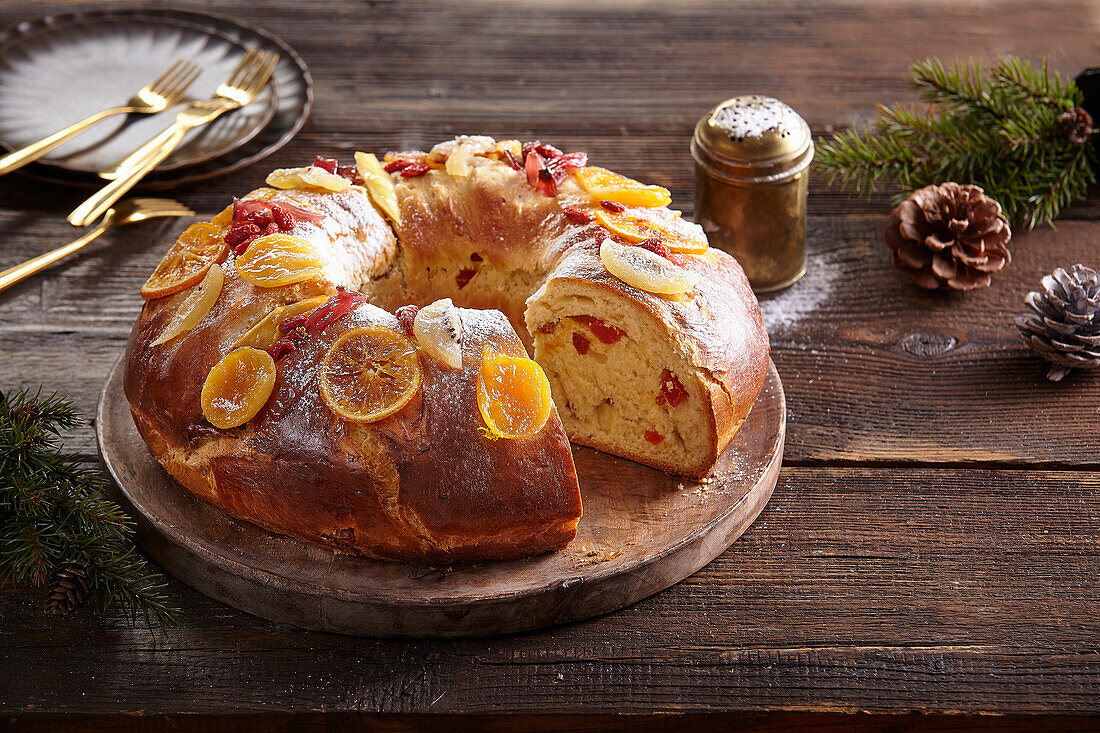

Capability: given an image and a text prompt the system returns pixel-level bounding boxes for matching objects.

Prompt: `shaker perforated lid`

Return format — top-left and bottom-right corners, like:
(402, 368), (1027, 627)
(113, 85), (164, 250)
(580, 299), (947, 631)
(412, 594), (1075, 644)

(692, 95), (812, 182)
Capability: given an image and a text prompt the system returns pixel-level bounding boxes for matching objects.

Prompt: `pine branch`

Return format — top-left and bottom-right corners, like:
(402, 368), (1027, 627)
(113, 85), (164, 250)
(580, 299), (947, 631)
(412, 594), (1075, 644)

(815, 53), (1096, 229)
(0, 388), (180, 627)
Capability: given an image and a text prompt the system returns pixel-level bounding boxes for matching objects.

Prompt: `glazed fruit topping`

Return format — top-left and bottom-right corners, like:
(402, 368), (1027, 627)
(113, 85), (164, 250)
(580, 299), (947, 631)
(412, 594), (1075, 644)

(593, 208), (709, 254)
(635, 237), (672, 259)
(644, 429), (665, 445)
(476, 349), (553, 440)
(395, 304), (419, 338)
(226, 199), (325, 255)
(575, 315), (625, 344)
(141, 222), (229, 300)
(355, 152), (402, 225)
(599, 238), (701, 295)
(151, 264), (224, 346)
(269, 288), (368, 359)
(234, 295), (331, 351)
(200, 347), (277, 429)
(572, 331), (591, 355)
(413, 298), (464, 369)
(656, 368), (688, 407)
(599, 199), (627, 213)
(572, 166), (672, 208)
(519, 141), (588, 196)
(235, 234), (326, 288)
(312, 155), (363, 184)
(384, 159), (432, 177)
(562, 205), (594, 224)
(266, 165), (351, 192)
(320, 325), (423, 423)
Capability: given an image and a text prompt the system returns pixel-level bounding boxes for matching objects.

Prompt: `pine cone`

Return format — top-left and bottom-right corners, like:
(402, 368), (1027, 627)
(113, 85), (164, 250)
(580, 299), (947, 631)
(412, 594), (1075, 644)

(1016, 264), (1100, 382)
(884, 183), (1012, 290)
(1058, 107), (1093, 145)
(44, 562), (91, 616)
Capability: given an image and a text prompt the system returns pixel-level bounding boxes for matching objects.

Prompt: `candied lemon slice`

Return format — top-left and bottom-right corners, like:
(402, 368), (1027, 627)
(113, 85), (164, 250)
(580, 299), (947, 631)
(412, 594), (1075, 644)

(200, 347), (277, 429)
(266, 165), (351, 193)
(232, 295), (330, 350)
(600, 238), (701, 295)
(151, 264), (224, 346)
(476, 350), (552, 440)
(413, 298), (463, 369)
(572, 166), (672, 208)
(141, 222), (228, 300)
(320, 325), (422, 422)
(235, 234), (325, 288)
(593, 209), (709, 254)
(354, 152), (401, 226)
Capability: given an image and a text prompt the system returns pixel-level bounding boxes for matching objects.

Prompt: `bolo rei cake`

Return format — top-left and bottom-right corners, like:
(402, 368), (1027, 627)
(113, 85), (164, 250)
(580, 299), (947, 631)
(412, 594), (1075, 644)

(124, 136), (770, 562)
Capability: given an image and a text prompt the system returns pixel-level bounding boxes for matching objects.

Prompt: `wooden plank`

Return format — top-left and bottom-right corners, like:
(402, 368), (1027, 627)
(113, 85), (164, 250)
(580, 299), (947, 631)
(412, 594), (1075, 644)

(2, 467), (1099, 715)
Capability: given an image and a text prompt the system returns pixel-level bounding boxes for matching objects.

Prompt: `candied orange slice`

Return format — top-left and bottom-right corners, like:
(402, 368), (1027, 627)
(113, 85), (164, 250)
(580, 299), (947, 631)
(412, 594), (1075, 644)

(572, 166), (672, 208)
(593, 208), (709, 254)
(476, 349), (552, 440)
(151, 264), (224, 346)
(235, 234), (325, 288)
(200, 347), (277, 429)
(232, 295), (330, 350)
(320, 325), (422, 422)
(141, 222), (229, 300)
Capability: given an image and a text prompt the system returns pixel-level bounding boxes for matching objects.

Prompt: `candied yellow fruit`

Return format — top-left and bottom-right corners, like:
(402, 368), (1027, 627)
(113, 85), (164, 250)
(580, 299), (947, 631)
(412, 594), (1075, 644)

(476, 350), (552, 440)
(200, 347), (277, 429)
(232, 295), (330, 350)
(320, 325), (422, 423)
(599, 238), (700, 296)
(354, 152), (401, 225)
(152, 264), (224, 346)
(141, 222), (228, 300)
(266, 165), (350, 193)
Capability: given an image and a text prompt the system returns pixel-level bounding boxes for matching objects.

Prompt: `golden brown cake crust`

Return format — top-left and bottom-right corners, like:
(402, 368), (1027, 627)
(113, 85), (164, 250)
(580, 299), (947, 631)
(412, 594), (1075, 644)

(125, 187), (580, 563)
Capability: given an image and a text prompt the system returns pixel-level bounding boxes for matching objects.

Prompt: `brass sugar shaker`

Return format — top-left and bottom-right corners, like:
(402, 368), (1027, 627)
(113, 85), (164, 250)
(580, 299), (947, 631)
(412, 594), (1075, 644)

(691, 95), (813, 292)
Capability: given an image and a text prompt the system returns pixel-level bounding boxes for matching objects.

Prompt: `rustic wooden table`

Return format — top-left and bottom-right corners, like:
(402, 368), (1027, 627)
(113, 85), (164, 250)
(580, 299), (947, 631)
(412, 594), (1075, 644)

(2, 1), (1099, 730)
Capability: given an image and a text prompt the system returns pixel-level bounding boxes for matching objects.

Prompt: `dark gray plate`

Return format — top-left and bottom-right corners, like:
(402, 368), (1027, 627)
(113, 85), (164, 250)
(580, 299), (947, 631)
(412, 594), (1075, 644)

(0, 9), (312, 188)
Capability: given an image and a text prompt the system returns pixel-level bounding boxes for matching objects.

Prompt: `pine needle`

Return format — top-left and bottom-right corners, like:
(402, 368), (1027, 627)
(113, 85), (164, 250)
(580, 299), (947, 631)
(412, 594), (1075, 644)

(0, 387), (180, 627)
(815, 55), (1096, 229)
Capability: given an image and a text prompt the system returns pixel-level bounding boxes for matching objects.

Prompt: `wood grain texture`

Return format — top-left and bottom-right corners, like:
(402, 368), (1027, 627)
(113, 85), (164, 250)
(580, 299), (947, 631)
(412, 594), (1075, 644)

(1, 0), (1099, 724)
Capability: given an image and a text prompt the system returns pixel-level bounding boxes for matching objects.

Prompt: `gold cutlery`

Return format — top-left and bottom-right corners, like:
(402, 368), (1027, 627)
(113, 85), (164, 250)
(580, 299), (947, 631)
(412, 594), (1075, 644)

(68, 49), (278, 228)
(0, 199), (194, 295)
(0, 59), (201, 177)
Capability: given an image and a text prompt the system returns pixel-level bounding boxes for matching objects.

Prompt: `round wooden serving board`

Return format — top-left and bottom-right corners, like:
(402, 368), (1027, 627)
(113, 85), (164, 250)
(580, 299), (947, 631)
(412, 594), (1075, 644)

(97, 356), (785, 637)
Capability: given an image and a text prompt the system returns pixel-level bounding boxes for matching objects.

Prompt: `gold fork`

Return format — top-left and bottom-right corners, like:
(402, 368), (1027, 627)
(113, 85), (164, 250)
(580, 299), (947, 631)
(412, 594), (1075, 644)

(0, 59), (202, 177)
(67, 49), (278, 228)
(0, 199), (194, 295)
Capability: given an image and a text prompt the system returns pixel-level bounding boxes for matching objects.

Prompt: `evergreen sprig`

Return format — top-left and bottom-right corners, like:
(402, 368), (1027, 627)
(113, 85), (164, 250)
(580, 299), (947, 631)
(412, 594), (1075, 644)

(815, 56), (1097, 229)
(0, 387), (179, 626)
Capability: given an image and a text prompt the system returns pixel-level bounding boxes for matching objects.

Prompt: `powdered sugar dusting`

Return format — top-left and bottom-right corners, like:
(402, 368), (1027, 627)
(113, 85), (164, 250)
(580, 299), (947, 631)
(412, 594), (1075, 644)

(757, 253), (837, 335)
